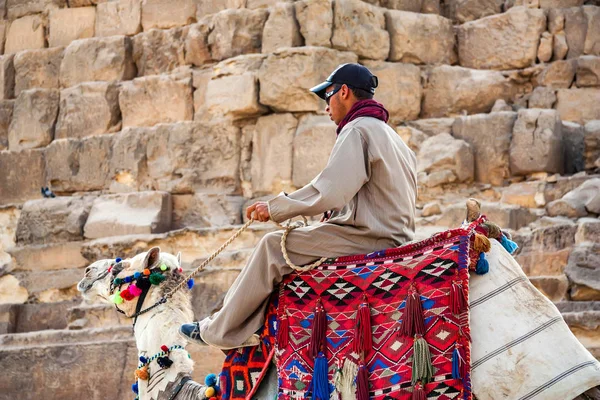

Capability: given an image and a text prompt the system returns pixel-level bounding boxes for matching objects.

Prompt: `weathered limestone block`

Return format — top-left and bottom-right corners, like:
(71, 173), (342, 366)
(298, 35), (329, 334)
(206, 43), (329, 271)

(96, 0), (141, 37)
(501, 180), (547, 208)
(13, 47), (63, 96)
(292, 114), (336, 187)
(0, 275), (28, 304)
(119, 74), (193, 128)
(132, 26), (187, 76)
(584, 121), (600, 169)
(332, 0), (389, 60)
(185, 19), (212, 66)
(548, 7), (586, 60)
(172, 194), (244, 229)
(422, 65), (518, 118)
(386, 10), (455, 65)
(258, 47), (357, 112)
(16, 197), (93, 245)
(141, 0), (196, 30)
(144, 123), (241, 194)
(555, 88), (600, 124)
(251, 113), (296, 195)
(8, 88), (59, 150)
(204, 55), (267, 120)
(294, 0), (332, 47)
(0, 54), (14, 100)
(6, 0), (65, 19)
(452, 112), (517, 185)
(68, 0), (110, 6)
(538, 32), (553, 63)
(364, 0), (423, 11)
(583, 6), (600, 56)
(543, 174), (596, 203)
(48, 7), (95, 48)
(192, 68), (211, 119)
(529, 86), (557, 108)
(4, 14), (45, 54)
(576, 56), (600, 87)
(84, 192), (171, 239)
(457, 7), (546, 70)
(562, 121), (585, 174)
(262, 2), (302, 54)
(246, 0), (292, 8)
(406, 117), (455, 136)
(441, 0), (503, 23)
(396, 126), (429, 152)
(576, 217), (600, 244)
(540, 0), (584, 7)
(530, 275), (570, 302)
(566, 243), (600, 300)
(9, 241), (88, 272)
(60, 36), (136, 88)
(535, 60), (576, 88)
(361, 60), (421, 123)
(196, 0), (244, 17)
(208, 8), (268, 61)
(417, 133), (474, 187)
(55, 82), (120, 140)
(0, 206), (20, 251)
(0, 100), (13, 150)
(510, 109), (563, 175)
(553, 31), (568, 61)
(0, 149), (45, 206)
(45, 135), (112, 192)
(547, 178), (600, 217)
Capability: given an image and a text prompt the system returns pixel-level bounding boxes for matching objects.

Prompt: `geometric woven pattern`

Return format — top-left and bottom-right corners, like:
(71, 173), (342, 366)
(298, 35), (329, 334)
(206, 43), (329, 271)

(276, 225), (476, 400)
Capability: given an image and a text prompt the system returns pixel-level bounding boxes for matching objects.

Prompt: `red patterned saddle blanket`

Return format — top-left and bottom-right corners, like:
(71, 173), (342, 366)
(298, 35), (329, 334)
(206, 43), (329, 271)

(221, 217), (503, 400)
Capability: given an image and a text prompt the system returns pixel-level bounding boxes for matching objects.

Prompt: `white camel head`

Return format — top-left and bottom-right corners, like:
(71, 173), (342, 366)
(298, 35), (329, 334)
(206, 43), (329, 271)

(77, 258), (115, 303)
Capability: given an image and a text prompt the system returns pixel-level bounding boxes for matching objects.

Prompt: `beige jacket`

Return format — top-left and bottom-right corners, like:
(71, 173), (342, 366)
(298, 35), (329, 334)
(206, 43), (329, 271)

(268, 116), (417, 245)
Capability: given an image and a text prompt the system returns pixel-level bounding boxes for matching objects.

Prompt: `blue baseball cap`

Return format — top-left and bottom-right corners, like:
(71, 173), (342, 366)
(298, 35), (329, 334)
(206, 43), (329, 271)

(310, 63), (379, 100)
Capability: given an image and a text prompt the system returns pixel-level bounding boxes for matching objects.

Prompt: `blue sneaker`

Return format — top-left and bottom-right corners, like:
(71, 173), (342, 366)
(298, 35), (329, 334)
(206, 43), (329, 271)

(179, 322), (207, 346)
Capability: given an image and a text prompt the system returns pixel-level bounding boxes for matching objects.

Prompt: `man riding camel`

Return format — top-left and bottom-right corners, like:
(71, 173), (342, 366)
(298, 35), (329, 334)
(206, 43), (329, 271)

(180, 63), (418, 350)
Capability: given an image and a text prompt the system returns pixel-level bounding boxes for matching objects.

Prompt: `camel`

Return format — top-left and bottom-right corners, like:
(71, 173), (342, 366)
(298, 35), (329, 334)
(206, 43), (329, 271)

(78, 248), (279, 400)
(79, 216), (600, 400)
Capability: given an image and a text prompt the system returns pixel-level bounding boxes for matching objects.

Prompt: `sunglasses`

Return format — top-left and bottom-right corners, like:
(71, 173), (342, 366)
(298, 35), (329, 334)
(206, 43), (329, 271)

(324, 86), (342, 105)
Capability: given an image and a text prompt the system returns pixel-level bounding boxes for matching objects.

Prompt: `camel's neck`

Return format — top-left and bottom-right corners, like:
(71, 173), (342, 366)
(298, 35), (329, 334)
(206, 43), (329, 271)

(133, 295), (195, 400)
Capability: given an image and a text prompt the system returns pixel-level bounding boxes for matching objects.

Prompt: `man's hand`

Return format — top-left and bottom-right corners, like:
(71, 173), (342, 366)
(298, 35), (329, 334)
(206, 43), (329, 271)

(246, 201), (271, 222)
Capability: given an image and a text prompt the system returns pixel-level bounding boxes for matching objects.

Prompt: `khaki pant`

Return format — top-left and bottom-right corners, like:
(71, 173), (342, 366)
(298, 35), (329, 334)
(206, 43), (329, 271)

(199, 223), (399, 349)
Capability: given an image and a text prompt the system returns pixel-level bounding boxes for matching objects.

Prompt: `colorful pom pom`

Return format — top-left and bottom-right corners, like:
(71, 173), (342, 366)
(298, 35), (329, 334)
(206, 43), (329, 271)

(143, 269), (151, 276)
(160, 263), (168, 271)
(121, 289), (135, 301)
(116, 257), (122, 263)
(187, 279), (194, 290)
(139, 356), (148, 364)
(204, 387), (215, 398)
(149, 272), (166, 285)
(157, 356), (173, 369)
(128, 284), (143, 297)
(205, 373), (218, 387)
(133, 272), (141, 279)
(114, 278), (122, 285)
(161, 345), (169, 353)
(135, 366), (149, 380)
(124, 276), (132, 283)
(178, 267), (183, 273)
(110, 293), (124, 304)
(131, 382), (138, 394)
(209, 397), (217, 400)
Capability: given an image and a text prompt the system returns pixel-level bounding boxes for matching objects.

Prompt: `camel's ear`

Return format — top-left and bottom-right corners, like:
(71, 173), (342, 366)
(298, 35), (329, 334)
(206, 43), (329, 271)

(143, 247), (161, 269)
(176, 252), (182, 266)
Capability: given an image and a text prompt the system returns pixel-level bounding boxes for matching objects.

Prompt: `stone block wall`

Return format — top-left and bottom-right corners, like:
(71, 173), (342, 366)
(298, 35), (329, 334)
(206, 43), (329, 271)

(0, 0), (599, 397)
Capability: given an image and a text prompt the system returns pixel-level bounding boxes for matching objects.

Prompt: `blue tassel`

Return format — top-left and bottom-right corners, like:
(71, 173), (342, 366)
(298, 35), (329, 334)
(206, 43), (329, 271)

(187, 279), (194, 289)
(500, 235), (519, 254)
(132, 381), (139, 394)
(311, 352), (330, 400)
(139, 356), (147, 364)
(475, 252), (489, 275)
(452, 348), (461, 379)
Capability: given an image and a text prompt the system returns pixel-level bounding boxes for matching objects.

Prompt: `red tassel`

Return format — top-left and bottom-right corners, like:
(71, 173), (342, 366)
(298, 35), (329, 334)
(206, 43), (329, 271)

(458, 343), (468, 380)
(277, 309), (289, 348)
(450, 280), (468, 315)
(309, 298), (327, 359)
(400, 284), (425, 337)
(356, 363), (369, 400)
(353, 295), (372, 355)
(412, 382), (426, 400)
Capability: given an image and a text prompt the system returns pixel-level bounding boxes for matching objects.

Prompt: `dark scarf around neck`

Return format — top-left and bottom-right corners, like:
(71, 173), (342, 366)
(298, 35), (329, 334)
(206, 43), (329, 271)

(336, 99), (390, 135)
